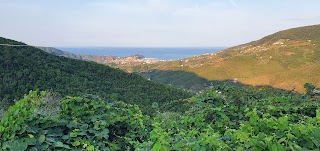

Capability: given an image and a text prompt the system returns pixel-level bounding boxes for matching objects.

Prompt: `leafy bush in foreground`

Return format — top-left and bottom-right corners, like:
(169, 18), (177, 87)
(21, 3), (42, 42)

(1, 85), (320, 150)
(0, 91), (150, 150)
(137, 87), (320, 150)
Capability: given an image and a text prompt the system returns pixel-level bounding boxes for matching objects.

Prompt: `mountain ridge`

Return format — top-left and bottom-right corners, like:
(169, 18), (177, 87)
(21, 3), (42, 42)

(37, 47), (85, 60)
(121, 24), (320, 92)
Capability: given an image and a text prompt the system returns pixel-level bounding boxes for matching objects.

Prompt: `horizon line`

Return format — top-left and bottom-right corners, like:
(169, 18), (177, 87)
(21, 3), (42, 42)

(55, 46), (229, 48)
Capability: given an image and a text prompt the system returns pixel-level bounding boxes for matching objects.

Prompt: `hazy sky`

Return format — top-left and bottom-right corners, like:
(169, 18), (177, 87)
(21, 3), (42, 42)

(1, 0), (320, 47)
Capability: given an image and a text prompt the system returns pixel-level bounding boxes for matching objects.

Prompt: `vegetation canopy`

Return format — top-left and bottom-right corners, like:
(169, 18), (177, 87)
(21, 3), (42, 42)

(1, 83), (320, 150)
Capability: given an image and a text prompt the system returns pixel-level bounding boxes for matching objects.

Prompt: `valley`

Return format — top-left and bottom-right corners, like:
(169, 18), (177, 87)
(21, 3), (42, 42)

(37, 25), (320, 93)
(1, 25), (320, 150)
(2, 0), (320, 150)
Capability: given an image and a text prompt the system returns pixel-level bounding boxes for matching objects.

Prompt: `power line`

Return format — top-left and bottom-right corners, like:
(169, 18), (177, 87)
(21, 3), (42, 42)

(0, 44), (33, 47)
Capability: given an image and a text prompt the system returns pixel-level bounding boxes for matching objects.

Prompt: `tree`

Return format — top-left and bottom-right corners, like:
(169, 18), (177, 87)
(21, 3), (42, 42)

(304, 83), (319, 97)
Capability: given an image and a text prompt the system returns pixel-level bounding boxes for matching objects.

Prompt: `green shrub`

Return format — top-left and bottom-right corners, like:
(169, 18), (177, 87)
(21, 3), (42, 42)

(0, 91), (151, 150)
(1, 85), (320, 150)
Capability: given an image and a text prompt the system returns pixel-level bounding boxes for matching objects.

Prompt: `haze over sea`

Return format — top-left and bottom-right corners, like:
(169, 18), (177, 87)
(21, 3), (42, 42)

(58, 47), (226, 60)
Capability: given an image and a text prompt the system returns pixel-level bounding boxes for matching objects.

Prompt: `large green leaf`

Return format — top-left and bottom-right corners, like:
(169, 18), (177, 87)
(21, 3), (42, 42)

(152, 142), (161, 151)
(53, 141), (64, 148)
(38, 134), (45, 144)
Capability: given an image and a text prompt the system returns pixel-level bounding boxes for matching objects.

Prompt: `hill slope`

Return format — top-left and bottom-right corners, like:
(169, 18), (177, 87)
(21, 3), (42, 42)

(0, 37), (192, 114)
(37, 47), (162, 68)
(140, 70), (211, 92)
(124, 24), (320, 92)
(36, 47), (85, 60)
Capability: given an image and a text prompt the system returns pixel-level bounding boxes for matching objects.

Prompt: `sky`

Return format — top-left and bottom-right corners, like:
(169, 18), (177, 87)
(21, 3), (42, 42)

(0, 0), (320, 47)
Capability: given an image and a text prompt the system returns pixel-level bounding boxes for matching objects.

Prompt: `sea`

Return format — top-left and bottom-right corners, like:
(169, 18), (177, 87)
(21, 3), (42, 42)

(57, 47), (227, 60)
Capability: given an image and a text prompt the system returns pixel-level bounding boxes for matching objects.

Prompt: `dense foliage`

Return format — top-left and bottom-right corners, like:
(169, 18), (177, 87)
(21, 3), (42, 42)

(1, 84), (320, 150)
(139, 70), (210, 93)
(0, 91), (150, 150)
(0, 37), (24, 45)
(0, 37), (191, 114)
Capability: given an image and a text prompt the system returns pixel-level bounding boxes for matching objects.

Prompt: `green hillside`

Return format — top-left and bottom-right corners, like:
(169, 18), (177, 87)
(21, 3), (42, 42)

(122, 24), (320, 92)
(0, 37), (192, 114)
(252, 24), (320, 46)
(139, 70), (211, 92)
(1, 31), (320, 150)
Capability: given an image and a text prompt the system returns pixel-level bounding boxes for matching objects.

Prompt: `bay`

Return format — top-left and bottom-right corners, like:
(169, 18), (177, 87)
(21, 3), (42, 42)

(57, 47), (226, 60)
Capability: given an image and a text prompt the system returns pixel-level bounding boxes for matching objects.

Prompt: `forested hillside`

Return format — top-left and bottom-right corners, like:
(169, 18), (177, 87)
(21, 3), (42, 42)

(0, 37), (191, 114)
